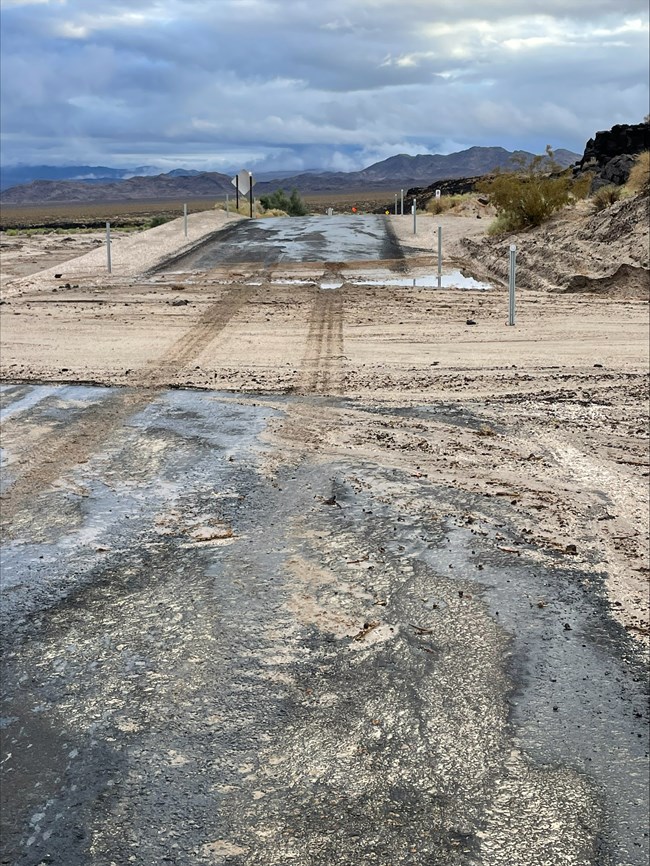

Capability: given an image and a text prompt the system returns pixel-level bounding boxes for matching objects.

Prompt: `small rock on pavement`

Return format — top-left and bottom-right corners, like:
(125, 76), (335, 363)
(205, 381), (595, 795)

(466, 319), (477, 325)
(191, 525), (234, 542)
(169, 297), (189, 306)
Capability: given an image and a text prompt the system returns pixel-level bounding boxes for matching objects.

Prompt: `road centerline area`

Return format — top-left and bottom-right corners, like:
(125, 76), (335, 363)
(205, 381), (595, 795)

(157, 215), (405, 269)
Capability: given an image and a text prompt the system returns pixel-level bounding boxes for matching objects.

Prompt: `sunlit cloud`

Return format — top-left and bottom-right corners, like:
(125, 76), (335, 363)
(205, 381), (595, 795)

(0, 0), (647, 171)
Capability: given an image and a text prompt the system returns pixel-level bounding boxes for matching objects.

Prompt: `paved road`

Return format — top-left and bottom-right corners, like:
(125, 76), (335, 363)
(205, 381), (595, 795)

(161, 215), (404, 269)
(1, 383), (648, 866)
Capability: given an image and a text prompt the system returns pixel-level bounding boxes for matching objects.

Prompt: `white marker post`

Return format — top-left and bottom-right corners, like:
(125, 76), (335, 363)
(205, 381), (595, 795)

(394, 194), (398, 215)
(226, 194), (230, 216)
(412, 198), (417, 234)
(437, 225), (443, 280)
(508, 244), (517, 326)
(106, 221), (112, 273)
(400, 189), (404, 216)
(183, 203), (188, 237)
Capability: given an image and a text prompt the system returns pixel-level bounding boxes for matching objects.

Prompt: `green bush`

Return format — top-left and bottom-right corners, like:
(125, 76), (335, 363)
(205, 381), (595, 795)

(149, 215), (172, 228)
(259, 187), (307, 216)
(591, 185), (622, 212)
(478, 146), (575, 234)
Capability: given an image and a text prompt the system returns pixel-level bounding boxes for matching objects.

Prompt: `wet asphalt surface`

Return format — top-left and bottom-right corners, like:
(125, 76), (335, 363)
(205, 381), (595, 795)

(159, 215), (404, 269)
(1, 383), (648, 866)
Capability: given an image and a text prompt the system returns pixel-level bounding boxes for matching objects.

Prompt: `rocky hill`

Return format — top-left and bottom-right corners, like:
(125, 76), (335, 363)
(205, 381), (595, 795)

(574, 121), (649, 189)
(1, 146), (579, 205)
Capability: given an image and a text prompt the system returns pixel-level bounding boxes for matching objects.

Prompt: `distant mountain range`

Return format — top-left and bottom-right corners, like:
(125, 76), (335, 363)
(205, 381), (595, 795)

(0, 164), (164, 190)
(0, 146), (580, 204)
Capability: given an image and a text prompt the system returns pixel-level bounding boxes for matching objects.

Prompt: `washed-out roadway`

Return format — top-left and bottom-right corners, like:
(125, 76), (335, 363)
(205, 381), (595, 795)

(1, 215), (648, 865)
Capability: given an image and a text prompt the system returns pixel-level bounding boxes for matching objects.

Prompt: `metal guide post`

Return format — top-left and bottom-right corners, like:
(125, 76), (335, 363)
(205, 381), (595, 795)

(400, 189), (404, 215)
(412, 198), (417, 234)
(106, 222), (112, 273)
(508, 244), (517, 326)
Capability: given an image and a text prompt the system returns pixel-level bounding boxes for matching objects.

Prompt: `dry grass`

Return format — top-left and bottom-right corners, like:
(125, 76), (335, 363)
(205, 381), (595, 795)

(592, 185), (623, 212)
(426, 193), (472, 215)
(626, 151), (650, 194)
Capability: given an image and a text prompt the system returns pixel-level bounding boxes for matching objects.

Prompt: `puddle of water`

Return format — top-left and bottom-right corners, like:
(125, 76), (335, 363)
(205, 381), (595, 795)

(270, 279), (313, 286)
(351, 270), (491, 290)
(0, 385), (61, 422)
(1, 384), (114, 425)
(320, 282), (343, 290)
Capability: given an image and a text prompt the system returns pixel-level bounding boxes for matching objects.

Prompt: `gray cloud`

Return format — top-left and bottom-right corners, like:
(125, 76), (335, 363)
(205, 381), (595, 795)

(1, 0), (647, 170)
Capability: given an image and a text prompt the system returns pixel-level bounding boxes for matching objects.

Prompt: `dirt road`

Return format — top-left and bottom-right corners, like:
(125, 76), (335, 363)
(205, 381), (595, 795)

(1, 213), (648, 865)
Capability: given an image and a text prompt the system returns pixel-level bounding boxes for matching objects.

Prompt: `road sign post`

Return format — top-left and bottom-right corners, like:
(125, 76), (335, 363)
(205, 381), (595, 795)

(232, 170), (255, 217)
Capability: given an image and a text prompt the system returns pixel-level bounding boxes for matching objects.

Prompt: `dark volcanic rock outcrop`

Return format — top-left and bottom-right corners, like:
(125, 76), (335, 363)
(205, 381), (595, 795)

(575, 121), (649, 189)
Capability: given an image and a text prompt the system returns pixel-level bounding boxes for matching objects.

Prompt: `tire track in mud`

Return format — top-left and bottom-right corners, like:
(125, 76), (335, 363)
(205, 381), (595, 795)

(1, 286), (253, 522)
(296, 281), (345, 396)
(264, 280), (346, 468)
(141, 284), (252, 386)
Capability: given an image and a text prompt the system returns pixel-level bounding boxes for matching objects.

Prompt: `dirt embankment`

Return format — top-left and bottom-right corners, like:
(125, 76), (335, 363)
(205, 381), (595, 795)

(459, 193), (650, 296)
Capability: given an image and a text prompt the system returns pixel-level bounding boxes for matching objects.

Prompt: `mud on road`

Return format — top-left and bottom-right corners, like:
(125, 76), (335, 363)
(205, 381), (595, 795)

(1, 214), (649, 864)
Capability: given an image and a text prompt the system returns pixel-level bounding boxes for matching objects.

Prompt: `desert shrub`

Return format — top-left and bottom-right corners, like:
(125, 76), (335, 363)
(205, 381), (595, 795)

(214, 200), (265, 217)
(625, 151), (650, 194)
(570, 173), (594, 201)
(591, 185), (622, 212)
(149, 215), (173, 228)
(486, 213), (521, 236)
(259, 187), (307, 216)
(427, 196), (452, 215)
(478, 146), (575, 234)
(288, 189), (308, 216)
(426, 193), (471, 215)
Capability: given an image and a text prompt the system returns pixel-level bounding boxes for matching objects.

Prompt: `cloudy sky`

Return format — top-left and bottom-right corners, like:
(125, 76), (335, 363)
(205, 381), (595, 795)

(1, 0), (648, 172)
